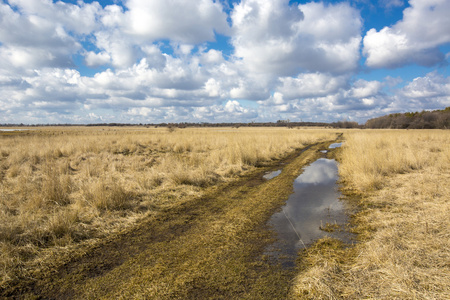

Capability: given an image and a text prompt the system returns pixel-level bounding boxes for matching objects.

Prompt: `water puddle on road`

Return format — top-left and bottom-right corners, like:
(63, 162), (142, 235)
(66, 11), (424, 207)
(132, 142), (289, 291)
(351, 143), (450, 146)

(329, 142), (343, 149)
(265, 156), (352, 268)
(263, 170), (282, 180)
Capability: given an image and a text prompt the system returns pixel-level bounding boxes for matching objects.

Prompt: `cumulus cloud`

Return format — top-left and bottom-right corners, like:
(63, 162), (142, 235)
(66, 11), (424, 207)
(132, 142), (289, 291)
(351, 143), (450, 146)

(83, 0), (231, 69)
(74, 54), (241, 114)
(366, 72), (450, 115)
(231, 0), (362, 75)
(348, 79), (383, 99)
(0, 0), (105, 73)
(277, 73), (348, 99)
(1, 0), (231, 72)
(363, 0), (450, 68)
(401, 71), (450, 100)
(19, 68), (85, 108)
(123, 0), (230, 44)
(0, 2), (80, 71)
(0, 67), (89, 124)
(256, 74), (409, 122)
(91, 29), (139, 69)
(84, 51), (111, 67)
(6, 0), (101, 34)
(200, 49), (225, 65)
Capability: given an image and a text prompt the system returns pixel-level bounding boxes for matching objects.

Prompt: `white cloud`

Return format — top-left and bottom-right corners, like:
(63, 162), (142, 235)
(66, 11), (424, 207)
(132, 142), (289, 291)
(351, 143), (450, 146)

(297, 2), (361, 42)
(75, 54), (237, 113)
(0, 67), (89, 124)
(231, 0), (362, 75)
(200, 49), (225, 65)
(100, 4), (123, 27)
(257, 75), (397, 122)
(123, 0), (230, 44)
(7, 0), (101, 34)
(278, 73), (348, 99)
(84, 51), (111, 67)
(0, 2), (80, 70)
(126, 107), (166, 119)
(192, 101), (258, 122)
(228, 75), (272, 100)
(224, 100), (247, 113)
(85, 0), (230, 69)
(349, 79), (383, 99)
(92, 30), (139, 69)
(363, 0), (450, 68)
(141, 45), (167, 70)
(401, 72), (450, 99)
(272, 92), (285, 105)
(204, 78), (222, 98)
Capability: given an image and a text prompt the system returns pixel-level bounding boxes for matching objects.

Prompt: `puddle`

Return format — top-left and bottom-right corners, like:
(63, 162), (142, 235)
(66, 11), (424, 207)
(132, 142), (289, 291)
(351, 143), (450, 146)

(263, 170), (282, 180)
(0, 129), (30, 132)
(265, 158), (352, 268)
(328, 142), (342, 149)
(320, 150), (327, 153)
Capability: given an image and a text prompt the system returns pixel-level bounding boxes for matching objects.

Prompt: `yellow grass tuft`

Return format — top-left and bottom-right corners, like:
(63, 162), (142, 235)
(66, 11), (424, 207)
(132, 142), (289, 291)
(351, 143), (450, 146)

(83, 177), (133, 211)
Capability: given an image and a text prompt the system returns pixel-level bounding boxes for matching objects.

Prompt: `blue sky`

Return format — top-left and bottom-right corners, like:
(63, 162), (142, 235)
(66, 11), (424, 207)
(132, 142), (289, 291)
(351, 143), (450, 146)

(0, 0), (449, 124)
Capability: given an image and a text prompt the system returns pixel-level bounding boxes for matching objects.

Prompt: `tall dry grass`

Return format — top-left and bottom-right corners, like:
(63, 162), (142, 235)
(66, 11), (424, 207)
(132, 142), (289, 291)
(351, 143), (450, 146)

(293, 129), (450, 299)
(0, 126), (337, 287)
(339, 130), (449, 192)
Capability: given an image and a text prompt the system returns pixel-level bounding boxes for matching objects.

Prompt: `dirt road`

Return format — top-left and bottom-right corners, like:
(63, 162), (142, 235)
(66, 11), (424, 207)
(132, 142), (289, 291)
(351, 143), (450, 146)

(2, 141), (337, 299)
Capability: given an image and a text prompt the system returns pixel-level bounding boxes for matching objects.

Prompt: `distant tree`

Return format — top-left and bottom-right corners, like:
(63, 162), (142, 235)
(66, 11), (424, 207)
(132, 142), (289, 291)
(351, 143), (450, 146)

(332, 121), (360, 128)
(365, 107), (450, 129)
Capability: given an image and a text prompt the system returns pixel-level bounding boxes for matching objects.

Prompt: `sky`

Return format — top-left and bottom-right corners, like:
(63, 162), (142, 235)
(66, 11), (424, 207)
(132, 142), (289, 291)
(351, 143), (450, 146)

(0, 0), (449, 124)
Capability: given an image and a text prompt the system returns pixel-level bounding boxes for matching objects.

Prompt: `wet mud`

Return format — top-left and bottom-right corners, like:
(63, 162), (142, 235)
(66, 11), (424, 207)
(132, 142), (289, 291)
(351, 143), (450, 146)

(265, 145), (352, 267)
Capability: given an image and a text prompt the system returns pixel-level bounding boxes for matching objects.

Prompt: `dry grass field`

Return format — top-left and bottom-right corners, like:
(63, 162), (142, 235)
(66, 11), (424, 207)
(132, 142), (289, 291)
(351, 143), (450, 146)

(2, 127), (449, 299)
(0, 126), (337, 289)
(293, 129), (450, 299)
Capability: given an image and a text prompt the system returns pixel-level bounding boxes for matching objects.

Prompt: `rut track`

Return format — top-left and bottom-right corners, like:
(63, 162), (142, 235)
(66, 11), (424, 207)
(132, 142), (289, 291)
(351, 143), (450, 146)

(2, 140), (340, 299)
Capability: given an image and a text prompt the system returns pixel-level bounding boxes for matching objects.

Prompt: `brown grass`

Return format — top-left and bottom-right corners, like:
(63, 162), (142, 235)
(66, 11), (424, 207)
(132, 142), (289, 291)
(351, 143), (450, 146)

(0, 126), (337, 287)
(292, 129), (450, 299)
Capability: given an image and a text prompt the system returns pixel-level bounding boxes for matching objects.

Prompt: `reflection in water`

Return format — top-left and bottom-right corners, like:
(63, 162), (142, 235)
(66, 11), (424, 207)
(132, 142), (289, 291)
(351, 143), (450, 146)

(329, 142), (342, 148)
(263, 170), (282, 180)
(265, 158), (351, 267)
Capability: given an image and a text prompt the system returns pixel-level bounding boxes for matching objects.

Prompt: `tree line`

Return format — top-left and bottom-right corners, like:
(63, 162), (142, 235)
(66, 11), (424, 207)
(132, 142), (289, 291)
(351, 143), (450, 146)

(365, 107), (450, 129)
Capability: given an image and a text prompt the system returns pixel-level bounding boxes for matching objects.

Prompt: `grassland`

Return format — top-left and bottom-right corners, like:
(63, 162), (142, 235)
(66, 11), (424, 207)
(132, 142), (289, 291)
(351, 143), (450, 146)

(1, 127), (448, 299)
(0, 126), (337, 294)
(293, 129), (450, 299)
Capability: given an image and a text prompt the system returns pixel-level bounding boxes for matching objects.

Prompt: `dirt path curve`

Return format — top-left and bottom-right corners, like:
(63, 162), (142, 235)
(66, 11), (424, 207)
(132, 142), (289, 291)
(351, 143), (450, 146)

(2, 140), (337, 299)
